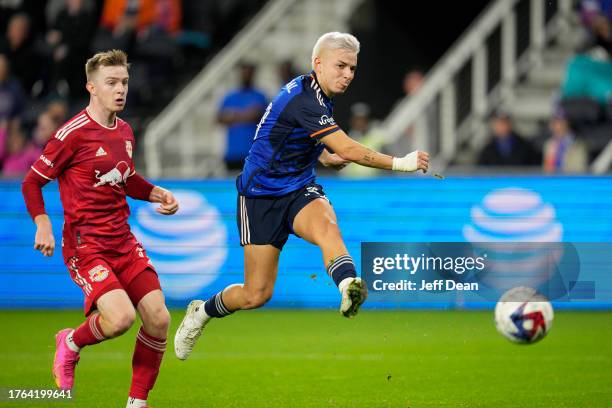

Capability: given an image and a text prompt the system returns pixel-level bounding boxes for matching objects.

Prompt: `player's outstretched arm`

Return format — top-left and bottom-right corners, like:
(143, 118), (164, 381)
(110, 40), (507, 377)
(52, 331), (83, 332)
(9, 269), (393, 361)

(22, 170), (55, 257)
(126, 172), (179, 215)
(320, 129), (429, 172)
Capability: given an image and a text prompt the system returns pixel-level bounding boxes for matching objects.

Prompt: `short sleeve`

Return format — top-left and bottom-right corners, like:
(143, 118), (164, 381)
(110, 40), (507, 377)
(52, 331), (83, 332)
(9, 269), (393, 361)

(292, 96), (339, 140)
(30, 136), (75, 180)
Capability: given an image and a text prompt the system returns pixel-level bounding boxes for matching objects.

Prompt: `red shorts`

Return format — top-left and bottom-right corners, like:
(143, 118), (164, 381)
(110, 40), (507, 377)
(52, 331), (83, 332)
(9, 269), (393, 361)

(65, 243), (161, 316)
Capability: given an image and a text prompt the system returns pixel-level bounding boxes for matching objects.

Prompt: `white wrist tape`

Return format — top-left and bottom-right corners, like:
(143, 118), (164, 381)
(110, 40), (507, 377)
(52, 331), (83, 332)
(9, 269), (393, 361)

(392, 151), (418, 172)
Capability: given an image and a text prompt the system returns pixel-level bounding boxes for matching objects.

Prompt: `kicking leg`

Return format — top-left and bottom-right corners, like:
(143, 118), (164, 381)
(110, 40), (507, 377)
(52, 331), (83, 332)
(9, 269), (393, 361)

(292, 198), (367, 317)
(174, 244), (279, 360)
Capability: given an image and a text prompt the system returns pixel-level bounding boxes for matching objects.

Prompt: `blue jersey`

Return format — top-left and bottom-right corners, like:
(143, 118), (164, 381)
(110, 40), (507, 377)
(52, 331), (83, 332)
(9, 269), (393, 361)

(219, 87), (267, 163)
(237, 73), (340, 197)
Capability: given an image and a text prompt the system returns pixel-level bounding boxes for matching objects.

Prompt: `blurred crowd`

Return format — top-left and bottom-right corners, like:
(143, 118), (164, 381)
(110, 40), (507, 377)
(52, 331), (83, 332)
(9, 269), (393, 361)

(473, 0), (612, 174)
(2, 0), (611, 179)
(0, 0), (266, 178)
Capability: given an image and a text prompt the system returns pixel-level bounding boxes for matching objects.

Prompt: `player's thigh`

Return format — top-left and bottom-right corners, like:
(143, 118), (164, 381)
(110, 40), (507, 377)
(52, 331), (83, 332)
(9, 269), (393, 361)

(243, 244), (280, 294)
(292, 198), (343, 246)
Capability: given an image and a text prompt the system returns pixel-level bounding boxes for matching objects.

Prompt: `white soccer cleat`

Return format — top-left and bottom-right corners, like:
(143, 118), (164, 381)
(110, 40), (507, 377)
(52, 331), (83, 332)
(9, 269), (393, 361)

(340, 278), (368, 318)
(174, 300), (210, 360)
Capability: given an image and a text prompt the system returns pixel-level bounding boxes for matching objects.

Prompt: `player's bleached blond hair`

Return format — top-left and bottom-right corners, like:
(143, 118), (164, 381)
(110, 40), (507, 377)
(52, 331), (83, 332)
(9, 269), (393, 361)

(85, 49), (130, 81)
(311, 32), (360, 70)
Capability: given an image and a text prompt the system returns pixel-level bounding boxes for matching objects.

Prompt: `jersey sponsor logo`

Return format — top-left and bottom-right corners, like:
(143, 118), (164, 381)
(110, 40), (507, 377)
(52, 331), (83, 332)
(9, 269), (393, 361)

(285, 80), (298, 93)
(254, 102), (273, 140)
(126, 140), (132, 158)
(39, 155), (54, 167)
(95, 147), (107, 157)
(318, 115), (336, 126)
(94, 161), (130, 188)
(88, 265), (109, 282)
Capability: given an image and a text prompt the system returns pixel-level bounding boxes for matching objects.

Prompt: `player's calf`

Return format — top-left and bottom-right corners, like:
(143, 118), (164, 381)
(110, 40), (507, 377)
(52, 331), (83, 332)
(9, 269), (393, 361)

(128, 326), (167, 408)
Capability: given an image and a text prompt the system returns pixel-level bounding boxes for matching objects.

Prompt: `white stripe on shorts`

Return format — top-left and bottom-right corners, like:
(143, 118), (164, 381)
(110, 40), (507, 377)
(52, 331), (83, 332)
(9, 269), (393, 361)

(240, 196), (251, 245)
(243, 197), (251, 244)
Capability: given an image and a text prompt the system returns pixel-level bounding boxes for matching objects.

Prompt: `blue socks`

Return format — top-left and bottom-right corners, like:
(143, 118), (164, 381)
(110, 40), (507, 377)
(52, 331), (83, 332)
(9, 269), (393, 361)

(327, 254), (356, 287)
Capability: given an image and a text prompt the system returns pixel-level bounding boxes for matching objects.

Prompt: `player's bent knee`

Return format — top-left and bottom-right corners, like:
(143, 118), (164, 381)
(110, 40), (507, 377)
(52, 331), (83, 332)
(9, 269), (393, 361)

(149, 307), (171, 333)
(105, 310), (136, 337)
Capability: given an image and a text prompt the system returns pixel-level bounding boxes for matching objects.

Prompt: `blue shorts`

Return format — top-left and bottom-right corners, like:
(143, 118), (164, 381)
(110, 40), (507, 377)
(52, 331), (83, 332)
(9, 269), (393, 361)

(237, 183), (329, 250)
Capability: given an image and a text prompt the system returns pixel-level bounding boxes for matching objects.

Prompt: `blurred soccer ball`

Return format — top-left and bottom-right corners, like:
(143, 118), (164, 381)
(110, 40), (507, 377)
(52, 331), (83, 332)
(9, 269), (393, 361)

(494, 286), (554, 344)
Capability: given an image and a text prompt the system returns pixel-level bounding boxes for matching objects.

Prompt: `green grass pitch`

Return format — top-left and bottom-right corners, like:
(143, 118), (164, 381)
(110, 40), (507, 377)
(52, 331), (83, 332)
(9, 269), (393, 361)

(0, 309), (611, 407)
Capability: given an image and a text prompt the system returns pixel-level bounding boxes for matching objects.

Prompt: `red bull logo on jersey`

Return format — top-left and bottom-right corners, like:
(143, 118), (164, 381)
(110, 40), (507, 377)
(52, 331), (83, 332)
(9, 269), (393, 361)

(88, 265), (109, 282)
(94, 161), (130, 188)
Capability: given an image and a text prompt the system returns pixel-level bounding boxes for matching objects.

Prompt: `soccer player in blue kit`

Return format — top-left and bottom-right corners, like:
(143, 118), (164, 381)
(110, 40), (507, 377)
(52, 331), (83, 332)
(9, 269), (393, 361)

(174, 32), (429, 360)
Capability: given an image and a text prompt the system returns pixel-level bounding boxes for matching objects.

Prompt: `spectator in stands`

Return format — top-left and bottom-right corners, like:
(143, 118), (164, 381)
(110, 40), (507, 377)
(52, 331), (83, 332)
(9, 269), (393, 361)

(403, 68), (425, 95)
(385, 68), (438, 155)
(29, 110), (60, 157)
(581, 0), (612, 57)
(44, 0), (97, 99)
(45, 99), (69, 125)
(477, 111), (539, 166)
(0, 13), (42, 95)
(217, 62), (267, 170)
(2, 111), (59, 178)
(278, 60), (297, 86)
(94, 0), (181, 53)
(93, 0), (156, 52)
(134, 0), (182, 58)
(543, 109), (589, 173)
(0, 54), (25, 135)
(0, 126), (6, 167)
(343, 103), (385, 178)
(561, 1), (612, 105)
(2, 128), (31, 178)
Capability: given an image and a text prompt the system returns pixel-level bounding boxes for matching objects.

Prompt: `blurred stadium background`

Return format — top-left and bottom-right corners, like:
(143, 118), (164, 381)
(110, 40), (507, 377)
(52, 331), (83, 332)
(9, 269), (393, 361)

(1, 0), (611, 407)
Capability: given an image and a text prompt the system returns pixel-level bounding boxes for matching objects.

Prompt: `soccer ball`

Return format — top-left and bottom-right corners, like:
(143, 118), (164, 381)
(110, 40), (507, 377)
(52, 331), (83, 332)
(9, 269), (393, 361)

(494, 286), (554, 344)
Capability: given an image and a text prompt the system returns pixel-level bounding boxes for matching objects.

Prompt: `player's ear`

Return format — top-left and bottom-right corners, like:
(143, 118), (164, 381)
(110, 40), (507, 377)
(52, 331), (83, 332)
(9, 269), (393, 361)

(86, 80), (95, 95)
(313, 56), (322, 72)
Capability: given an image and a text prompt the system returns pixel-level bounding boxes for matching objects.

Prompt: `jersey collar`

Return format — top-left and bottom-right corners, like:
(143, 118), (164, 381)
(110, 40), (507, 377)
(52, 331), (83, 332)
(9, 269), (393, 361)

(309, 71), (333, 102)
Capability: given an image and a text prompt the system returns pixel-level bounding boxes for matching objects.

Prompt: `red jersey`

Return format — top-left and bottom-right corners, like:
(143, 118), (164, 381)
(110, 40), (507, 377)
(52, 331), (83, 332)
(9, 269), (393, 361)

(30, 109), (138, 258)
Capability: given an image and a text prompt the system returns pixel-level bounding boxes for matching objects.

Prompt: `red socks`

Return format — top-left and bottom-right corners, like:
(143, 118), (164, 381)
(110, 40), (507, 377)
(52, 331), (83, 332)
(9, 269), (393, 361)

(129, 327), (166, 400)
(71, 315), (165, 401)
(72, 312), (106, 348)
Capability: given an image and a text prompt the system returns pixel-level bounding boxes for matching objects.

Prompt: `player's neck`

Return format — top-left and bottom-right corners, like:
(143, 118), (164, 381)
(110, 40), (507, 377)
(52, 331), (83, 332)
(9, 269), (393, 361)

(313, 73), (334, 99)
(321, 86), (334, 99)
(86, 103), (117, 128)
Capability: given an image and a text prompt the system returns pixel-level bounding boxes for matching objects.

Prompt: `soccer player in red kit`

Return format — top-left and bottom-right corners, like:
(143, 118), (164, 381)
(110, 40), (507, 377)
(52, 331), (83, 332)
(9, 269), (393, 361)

(21, 50), (178, 408)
